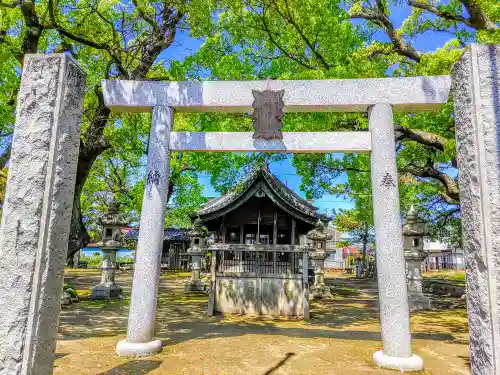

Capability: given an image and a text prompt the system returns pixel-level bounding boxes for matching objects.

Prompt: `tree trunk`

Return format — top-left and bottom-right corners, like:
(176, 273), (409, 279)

(66, 88), (111, 263)
(66, 148), (94, 263)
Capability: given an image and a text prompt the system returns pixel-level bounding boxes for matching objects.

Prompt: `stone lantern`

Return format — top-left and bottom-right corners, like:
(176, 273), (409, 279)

(403, 205), (431, 310)
(307, 219), (332, 299)
(91, 201), (128, 299)
(185, 217), (208, 292)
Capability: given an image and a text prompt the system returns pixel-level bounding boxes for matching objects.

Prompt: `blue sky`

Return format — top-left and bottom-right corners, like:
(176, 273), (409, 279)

(160, 5), (455, 217)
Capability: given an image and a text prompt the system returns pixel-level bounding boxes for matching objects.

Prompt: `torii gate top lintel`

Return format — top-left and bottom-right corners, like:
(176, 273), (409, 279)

(101, 76), (451, 114)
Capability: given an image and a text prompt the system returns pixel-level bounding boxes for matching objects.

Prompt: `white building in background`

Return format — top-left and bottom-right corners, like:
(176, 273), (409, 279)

(300, 227), (353, 269)
(423, 240), (464, 270)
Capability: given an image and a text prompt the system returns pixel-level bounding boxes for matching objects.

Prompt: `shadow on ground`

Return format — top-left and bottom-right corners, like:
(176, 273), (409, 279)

(59, 270), (458, 347)
(96, 360), (162, 375)
(56, 270), (469, 375)
(263, 352), (295, 375)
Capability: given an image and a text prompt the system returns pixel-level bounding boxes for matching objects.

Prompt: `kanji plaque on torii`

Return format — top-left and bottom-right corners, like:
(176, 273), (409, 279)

(251, 89), (285, 139)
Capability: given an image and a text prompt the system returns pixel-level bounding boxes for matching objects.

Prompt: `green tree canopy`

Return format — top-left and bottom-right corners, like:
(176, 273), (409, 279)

(184, 0), (498, 246)
(1, 0), (499, 256)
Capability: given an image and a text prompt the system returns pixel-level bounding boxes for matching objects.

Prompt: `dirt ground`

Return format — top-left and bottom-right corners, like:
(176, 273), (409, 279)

(54, 269), (470, 375)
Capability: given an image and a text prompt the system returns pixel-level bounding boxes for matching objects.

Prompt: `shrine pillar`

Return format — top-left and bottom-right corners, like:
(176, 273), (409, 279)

(116, 106), (173, 357)
(369, 103), (423, 371)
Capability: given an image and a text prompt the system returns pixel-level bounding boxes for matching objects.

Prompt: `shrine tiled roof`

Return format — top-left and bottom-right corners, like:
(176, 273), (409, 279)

(123, 227), (190, 242)
(196, 167), (328, 224)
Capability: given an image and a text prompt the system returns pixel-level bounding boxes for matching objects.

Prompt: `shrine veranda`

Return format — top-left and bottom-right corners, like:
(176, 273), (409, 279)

(1, 44), (500, 375)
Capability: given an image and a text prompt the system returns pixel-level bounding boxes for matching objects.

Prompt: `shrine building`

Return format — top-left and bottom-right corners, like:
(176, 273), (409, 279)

(195, 166), (329, 245)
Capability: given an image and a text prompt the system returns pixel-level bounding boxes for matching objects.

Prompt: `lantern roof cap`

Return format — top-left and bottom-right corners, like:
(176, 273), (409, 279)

(403, 205), (428, 236)
(189, 217), (208, 238)
(306, 219), (332, 241)
(98, 201), (128, 226)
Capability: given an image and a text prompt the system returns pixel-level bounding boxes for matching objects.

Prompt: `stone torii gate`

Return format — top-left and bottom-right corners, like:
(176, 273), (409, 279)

(1, 44), (500, 375)
(102, 76), (452, 371)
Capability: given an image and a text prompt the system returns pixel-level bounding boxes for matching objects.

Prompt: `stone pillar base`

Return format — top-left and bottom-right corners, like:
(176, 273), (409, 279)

(408, 294), (431, 311)
(116, 339), (162, 357)
(373, 351), (423, 372)
(310, 284), (332, 299)
(184, 280), (207, 292)
(91, 284), (122, 299)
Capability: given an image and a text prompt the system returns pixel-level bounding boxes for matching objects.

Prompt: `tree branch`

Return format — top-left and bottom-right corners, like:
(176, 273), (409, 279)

(0, 0), (20, 8)
(349, 0), (422, 62)
(272, 0), (331, 69)
(48, 0), (111, 51)
(395, 124), (448, 152)
(408, 0), (471, 26)
(132, 0), (161, 33)
(19, 0), (46, 58)
(0, 143), (11, 169)
(254, 4), (318, 70)
(457, 0), (499, 31)
(400, 163), (459, 204)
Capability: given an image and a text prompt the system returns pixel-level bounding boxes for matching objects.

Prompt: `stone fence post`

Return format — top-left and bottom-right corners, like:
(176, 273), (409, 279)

(0, 54), (85, 375)
(452, 43), (500, 375)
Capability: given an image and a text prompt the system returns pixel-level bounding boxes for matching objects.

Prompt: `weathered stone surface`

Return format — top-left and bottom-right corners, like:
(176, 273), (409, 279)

(91, 208), (125, 300)
(369, 103), (421, 370)
(251, 89), (285, 139)
(169, 131), (373, 153)
(452, 44), (500, 375)
(116, 105), (173, 357)
(215, 276), (304, 316)
(0, 54), (84, 375)
(102, 76), (451, 113)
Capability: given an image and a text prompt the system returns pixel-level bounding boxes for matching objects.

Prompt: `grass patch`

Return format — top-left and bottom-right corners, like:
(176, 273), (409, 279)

(330, 287), (360, 297)
(160, 270), (191, 279)
(423, 270), (466, 283)
(75, 289), (91, 298)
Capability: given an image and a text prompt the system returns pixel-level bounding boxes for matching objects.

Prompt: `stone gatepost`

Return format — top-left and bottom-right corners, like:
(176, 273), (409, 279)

(0, 54), (84, 375)
(403, 206), (431, 311)
(369, 103), (423, 371)
(116, 106), (173, 357)
(307, 220), (332, 299)
(185, 218), (208, 292)
(91, 202), (128, 299)
(452, 44), (500, 375)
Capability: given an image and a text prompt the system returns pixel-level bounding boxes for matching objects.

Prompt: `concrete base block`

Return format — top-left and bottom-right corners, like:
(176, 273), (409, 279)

(184, 280), (207, 292)
(91, 284), (122, 299)
(373, 350), (424, 372)
(408, 294), (431, 311)
(310, 284), (332, 299)
(116, 339), (163, 357)
(61, 291), (72, 306)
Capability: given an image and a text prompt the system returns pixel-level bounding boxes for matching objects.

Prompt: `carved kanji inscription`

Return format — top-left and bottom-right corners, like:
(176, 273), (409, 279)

(252, 89), (285, 139)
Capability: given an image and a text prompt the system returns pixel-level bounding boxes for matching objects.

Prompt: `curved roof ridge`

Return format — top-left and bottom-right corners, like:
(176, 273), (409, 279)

(197, 168), (260, 215)
(260, 168), (318, 212)
(196, 166), (327, 222)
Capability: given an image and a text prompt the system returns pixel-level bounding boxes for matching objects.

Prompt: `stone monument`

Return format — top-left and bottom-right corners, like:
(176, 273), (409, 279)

(452, 44), (500, 375)
(307, 220), (332, 299)
(403, 206), (431, 310)
(91, 201), (128, 299)
(185, 217), (208, 292)
(0, 54), (85, 375)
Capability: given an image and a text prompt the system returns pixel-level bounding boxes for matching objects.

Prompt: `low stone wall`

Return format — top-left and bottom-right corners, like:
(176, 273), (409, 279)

(215, 274), (305, 316)
(422, 279), (465, 298)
